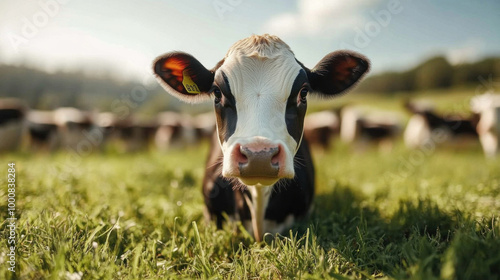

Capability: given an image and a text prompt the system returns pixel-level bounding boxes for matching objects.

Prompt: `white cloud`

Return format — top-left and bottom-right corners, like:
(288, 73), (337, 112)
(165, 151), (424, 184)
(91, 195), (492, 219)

(445, 39), (484, 65)
(0, 0), (166, 81)
(0, 25), (153, 81)
(263, 0), (378, 37)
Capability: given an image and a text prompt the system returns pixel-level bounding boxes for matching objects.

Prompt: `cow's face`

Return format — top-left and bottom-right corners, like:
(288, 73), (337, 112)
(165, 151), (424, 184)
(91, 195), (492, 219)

(153, 34), (369, 186)
(211, 43), (307, 186)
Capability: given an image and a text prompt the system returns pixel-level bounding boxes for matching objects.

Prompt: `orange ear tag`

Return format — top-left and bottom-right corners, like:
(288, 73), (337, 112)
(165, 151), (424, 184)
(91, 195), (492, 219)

(182, 70), (201, 94)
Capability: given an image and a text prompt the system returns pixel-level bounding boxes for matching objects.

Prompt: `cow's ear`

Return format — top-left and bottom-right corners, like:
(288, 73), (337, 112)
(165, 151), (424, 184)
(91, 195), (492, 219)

(153, 52), (214, 103)
(307, 50), (370, 97)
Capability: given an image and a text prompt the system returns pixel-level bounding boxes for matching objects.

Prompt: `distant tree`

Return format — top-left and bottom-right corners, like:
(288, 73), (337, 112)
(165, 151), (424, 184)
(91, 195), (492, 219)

(452, 63), (475, 86)
(452, 57), (500, 87)
(414, 56), (453, 90)
(357, 68), (416, 93)
(355, 55), (500, 94)
(472, 58), (500, 81)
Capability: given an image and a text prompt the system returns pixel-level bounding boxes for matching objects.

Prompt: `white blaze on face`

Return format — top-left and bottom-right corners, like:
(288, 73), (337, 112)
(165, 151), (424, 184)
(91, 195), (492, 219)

(217, 39), (303, 182)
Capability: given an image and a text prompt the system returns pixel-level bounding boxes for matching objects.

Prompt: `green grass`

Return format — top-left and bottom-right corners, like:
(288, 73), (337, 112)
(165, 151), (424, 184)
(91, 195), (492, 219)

(1, 139), (499, 279)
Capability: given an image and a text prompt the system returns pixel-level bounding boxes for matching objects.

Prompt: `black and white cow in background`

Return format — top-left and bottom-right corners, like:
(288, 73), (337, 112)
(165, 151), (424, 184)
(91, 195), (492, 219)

(153, 34), (369, 241)
(53, 107), (94, 150)
(303, 110), (340, 150)
(403, 101), (479, 149)
(27, 110), (60, 151)
(471, 93), (500, 157)
(155, 111), (197, 151)
(0, 99), (26, 152)
(340, 106), (402, 151)
(193, 112), (217, 142)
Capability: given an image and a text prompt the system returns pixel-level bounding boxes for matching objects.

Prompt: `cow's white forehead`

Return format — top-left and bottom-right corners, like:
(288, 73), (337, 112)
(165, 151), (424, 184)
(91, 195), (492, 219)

(218, 34), (302, 101)
(224, 34), (294, 59)
(219, 54), (300, 100)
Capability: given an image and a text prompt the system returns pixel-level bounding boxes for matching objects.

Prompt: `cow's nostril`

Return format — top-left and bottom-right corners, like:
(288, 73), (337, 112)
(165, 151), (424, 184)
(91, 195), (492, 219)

(271, 146), (281, 166)
(236, 145), (248, 164)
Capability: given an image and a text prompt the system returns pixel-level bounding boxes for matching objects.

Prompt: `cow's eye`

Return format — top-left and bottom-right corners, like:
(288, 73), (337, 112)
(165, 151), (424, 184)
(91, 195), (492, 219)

(213, 88), (222, 103)
(299, 87), (308, 103)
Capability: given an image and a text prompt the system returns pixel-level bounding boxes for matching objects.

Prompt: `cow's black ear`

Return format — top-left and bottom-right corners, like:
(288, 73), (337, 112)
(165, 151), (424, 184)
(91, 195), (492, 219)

(307, 50), (370, 97)
(153, 52), (214, 103)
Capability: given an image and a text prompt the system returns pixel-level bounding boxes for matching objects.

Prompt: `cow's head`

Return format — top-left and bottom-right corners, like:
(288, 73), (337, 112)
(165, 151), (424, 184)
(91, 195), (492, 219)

(153, 34), (369, 186)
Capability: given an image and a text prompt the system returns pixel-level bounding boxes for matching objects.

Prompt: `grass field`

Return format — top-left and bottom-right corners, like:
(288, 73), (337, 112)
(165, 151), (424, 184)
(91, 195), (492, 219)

(1, 88), (500, 279)
(1, 138), (499, 279)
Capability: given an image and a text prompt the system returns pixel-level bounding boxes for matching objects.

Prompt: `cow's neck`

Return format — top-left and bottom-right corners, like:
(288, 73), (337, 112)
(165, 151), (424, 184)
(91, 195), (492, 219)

(244, 184), (273, 242)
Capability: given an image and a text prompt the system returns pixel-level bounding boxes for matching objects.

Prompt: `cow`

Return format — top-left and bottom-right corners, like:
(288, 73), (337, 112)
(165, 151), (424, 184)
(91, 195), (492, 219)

(0, 98), (26, 152)
(88, 112), (156, 153)
(116, 118), (157, 152)
(404, 101), (479, 149)
(95, 112), (118, 138)
(155, 111), (197, 151)
(152, 34), (370, 241)
(193, 112), (217, 142)
(26, 110), (60, 151)
(340, 106), (402, 151)
(94, 112), (128, 151)
(471, 93), (500, 157)
(53, 107), (95, 150)
(303, 110), (339, 150)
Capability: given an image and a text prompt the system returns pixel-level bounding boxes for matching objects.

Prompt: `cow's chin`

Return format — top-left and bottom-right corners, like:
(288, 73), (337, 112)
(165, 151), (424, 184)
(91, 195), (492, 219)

(237, 177), (280, 187)
(223, 167), (296, 186)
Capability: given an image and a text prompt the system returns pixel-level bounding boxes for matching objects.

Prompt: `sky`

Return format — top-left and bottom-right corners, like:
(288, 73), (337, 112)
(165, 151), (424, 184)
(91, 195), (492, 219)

(0, 0), (499, 82)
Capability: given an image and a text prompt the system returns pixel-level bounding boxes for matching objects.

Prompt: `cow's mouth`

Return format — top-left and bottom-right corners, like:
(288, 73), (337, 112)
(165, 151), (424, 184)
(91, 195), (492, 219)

(237, 176), (281, 187)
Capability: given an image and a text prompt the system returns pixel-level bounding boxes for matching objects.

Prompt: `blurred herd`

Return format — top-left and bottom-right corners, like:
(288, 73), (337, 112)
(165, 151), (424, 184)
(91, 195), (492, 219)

(1, 92), (498, 157)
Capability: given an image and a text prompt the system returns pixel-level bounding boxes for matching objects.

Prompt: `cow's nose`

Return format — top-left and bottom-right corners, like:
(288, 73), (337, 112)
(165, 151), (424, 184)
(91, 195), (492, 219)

(236, 145), (281, 177)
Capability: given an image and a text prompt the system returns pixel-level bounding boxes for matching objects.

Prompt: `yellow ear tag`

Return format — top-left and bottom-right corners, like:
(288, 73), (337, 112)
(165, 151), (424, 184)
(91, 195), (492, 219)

(182, 70), (201, 94)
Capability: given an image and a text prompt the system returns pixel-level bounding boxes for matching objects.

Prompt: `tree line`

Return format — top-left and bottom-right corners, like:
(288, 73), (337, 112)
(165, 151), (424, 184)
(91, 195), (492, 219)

(356, 56), (500, 93)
